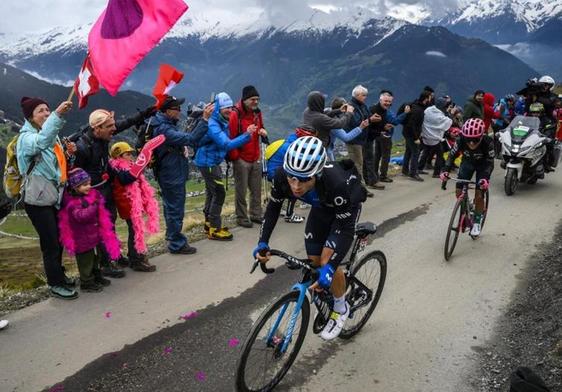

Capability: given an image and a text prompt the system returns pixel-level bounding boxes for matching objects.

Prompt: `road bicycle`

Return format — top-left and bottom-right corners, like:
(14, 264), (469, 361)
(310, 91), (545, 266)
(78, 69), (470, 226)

(442, 178), (489, 261)
(235, 222), (387, 392)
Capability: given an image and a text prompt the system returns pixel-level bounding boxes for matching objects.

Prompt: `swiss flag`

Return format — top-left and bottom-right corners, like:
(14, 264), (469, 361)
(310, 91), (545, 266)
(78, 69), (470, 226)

(153, 64), (184, 109)
(74, 54), (100, 109)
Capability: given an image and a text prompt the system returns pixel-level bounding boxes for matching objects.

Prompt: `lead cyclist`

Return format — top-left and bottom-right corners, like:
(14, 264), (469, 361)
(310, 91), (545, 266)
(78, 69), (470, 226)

(253, 136), (367, 340)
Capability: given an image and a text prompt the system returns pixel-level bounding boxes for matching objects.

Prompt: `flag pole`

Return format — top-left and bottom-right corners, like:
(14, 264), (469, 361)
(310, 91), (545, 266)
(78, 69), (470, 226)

(67, 87), (75, 102)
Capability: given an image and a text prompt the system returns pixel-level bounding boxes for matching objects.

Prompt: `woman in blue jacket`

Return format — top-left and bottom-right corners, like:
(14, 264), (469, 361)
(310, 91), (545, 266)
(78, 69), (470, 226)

(195, 92), (262, 240)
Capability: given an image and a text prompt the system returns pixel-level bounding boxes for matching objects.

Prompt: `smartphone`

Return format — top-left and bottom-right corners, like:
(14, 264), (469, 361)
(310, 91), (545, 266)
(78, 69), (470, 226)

(210, 92), (215, 103)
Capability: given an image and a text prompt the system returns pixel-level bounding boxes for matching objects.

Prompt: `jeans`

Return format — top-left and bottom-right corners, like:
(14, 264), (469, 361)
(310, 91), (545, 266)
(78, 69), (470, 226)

(24, 203), (65, 286)
(403, 137), (421, 176)
(374, 135), (392, 178)
(158, 180), (188, 252)
(233, 159), (262, 222)
(200, 166), (226, 229)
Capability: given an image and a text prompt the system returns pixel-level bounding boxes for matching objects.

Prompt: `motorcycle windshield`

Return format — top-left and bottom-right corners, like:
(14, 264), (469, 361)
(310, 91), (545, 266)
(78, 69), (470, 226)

(509, 116), (540, 142)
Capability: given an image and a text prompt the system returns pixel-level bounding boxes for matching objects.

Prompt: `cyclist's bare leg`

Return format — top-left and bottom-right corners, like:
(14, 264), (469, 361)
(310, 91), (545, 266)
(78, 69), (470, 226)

(474, 189), (484, 214)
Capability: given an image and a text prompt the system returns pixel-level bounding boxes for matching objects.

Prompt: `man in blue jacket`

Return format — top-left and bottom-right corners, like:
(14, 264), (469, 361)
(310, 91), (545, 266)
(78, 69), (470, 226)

(195, 92), (262, 241)
(151, 96), (213, 255)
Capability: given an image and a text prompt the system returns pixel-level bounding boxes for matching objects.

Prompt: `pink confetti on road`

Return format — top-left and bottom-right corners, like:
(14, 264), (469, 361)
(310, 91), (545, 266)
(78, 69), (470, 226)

(104, 312), (112, 319)
(163, 346), (173, 355)
(122, 363), (128, 369)
(228, 338), (240, 348)
(180, 311), (198, 320)
(196, 371), (207, 382)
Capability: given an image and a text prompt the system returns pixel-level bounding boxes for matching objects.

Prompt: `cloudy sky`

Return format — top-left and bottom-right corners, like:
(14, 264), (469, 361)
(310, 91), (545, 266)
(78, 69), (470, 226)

(1, 0), (464, 33)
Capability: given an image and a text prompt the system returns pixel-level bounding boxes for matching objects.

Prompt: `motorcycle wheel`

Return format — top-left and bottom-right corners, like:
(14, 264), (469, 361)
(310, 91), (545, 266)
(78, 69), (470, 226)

(505, 168), (518, 196)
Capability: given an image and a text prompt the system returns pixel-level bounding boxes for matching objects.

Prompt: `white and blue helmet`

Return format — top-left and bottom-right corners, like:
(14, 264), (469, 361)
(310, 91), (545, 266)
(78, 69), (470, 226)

(283, 136), (327, 178)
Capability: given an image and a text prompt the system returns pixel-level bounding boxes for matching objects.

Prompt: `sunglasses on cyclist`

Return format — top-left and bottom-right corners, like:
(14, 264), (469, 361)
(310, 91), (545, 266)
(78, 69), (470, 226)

(287, 175), (313, 183)
(466, 138), (482, 145)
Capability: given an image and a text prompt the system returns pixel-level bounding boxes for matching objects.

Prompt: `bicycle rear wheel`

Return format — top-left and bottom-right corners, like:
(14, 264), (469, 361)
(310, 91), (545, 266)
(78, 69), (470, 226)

(340, 250), (387, 339)
(444, 199), (464, 261)
(235, 291), (310, 392)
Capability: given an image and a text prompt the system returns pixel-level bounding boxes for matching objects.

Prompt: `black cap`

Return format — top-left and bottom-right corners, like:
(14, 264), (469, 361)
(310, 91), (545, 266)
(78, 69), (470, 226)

(160, 95), (186, 112)
(242, 85), (260, 101)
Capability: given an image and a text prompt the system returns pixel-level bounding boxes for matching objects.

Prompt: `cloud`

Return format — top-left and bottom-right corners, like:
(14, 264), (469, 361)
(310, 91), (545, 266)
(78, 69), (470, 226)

(1, 0), (464, 33)
(426, 50), (447, 57)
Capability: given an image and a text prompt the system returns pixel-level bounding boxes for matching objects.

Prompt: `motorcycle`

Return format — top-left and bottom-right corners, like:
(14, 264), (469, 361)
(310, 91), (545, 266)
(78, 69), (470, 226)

(498, 116), (558, 196)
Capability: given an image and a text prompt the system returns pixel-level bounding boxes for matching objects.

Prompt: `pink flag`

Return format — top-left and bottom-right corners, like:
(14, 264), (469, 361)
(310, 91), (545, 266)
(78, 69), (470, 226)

(88, 0), (189, 96)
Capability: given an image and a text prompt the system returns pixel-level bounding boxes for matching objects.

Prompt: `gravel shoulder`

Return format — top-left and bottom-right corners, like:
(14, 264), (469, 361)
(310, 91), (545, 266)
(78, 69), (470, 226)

(471, 221), (562, 391)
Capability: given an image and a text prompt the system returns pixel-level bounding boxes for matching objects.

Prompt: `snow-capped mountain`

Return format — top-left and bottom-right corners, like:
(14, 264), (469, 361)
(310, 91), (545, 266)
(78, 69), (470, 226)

(433, 0), (562, 44)
(0, 8), (406, 59)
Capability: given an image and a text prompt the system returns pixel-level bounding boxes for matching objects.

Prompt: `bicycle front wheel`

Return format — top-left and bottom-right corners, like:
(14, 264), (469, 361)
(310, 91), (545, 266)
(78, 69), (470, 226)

(340, 250), (387, 339)
(444, 199), (464, 261)
(235, 291), (310, 392)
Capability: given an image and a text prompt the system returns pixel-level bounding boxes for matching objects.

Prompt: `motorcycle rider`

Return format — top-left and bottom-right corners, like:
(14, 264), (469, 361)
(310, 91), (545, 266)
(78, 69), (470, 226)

(440, 118), (494, 237)
(537, 76), (557, 121)
(528, 102), (557, 171)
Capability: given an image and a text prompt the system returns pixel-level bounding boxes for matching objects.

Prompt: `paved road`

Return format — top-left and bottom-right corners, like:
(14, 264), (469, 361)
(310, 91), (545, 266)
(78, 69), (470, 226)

(1, 170), (561, 392)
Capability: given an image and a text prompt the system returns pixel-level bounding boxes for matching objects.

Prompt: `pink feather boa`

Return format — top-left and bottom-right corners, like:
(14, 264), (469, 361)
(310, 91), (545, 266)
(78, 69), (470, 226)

(109, 158), (160, 254)
(58, 188), (121, 260)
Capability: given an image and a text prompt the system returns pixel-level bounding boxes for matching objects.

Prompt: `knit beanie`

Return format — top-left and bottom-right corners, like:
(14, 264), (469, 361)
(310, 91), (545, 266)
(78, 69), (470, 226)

(68, 168), (91, 190)
(242, 85), (260, 101)
(435, 97), (450, 112)
(21, 97), (48, 120)
(216, 92), (234, 109)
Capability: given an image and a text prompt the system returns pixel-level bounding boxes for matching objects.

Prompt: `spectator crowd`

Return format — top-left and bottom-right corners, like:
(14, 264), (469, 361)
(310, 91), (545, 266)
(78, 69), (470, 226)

(1, 76), (561, 301)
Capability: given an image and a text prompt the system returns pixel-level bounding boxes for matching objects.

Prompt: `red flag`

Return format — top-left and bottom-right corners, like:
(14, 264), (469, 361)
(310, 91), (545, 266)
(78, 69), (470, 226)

(153, 64), (184, 109)
(74, 54), (100, 109)
(88, 0), (189, 96)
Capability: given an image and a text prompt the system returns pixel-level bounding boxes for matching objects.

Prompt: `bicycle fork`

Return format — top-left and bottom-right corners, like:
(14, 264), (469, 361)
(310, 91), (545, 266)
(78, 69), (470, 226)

(265, 283), (310, 354)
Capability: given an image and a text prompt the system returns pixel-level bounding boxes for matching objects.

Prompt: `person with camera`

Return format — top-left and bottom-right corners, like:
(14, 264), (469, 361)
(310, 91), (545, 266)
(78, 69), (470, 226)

(150, 96), (214, 254)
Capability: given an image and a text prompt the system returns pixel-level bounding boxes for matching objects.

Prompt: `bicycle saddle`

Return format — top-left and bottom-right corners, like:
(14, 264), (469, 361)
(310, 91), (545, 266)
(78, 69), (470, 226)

(355, 222), (377, 237)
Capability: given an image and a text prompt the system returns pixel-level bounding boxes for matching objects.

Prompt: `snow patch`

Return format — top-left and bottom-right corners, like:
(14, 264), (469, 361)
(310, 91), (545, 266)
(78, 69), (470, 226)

(24, 70), (74, 87)
(426, 51), (447, 57)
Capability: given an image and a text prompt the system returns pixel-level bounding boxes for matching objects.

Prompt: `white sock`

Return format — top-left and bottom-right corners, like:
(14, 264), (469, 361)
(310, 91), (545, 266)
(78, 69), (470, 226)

(333, 295), (347, 314)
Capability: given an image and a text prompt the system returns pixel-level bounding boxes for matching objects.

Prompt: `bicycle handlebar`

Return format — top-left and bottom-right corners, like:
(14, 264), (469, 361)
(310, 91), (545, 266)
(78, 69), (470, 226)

(441, 177), (478, 191)
(250, 249), (317, 278)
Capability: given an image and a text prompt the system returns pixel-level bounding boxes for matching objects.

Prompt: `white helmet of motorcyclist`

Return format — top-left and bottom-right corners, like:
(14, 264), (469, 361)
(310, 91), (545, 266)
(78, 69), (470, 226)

(539, 75), (555, 90)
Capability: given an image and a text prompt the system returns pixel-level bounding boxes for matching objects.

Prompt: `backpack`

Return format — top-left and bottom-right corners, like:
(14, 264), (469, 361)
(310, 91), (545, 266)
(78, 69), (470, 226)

(3, 134), (37, 200)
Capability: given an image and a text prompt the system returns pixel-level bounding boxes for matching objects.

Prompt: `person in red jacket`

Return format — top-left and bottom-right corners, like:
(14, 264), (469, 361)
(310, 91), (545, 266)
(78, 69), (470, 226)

(228, 85), (268, 228)
(483, 92), (503, 133)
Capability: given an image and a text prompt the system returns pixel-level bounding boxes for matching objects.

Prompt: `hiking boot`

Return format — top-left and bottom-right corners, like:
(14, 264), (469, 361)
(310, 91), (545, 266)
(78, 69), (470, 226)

(101, 264), (126, 279)
(116, 255), (129, 268)
(63, 275), (77, 288)
(170, 244), (197, 255)
(131, 255), (156, 272)
(367, 183), (385, 190)
(285, 214), (304, 223)
(236, 219), (253, 228)
(409, 174), (424, 182)
(250, 217), (263, 224)
(208, 227), (234, 241)
(94, 276), (111, 287)
(204, 221), (211, 233)
(320, 303), (350, 341)
(379, 177), (393, 183)
(80, 280), (104, 293)
(49, 285), (79, 300)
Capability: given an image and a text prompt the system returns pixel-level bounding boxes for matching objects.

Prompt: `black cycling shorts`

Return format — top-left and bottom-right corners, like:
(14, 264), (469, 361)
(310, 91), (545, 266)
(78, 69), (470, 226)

(457, 160), (490, 190)
(304, 205), (361, 266)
